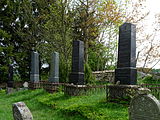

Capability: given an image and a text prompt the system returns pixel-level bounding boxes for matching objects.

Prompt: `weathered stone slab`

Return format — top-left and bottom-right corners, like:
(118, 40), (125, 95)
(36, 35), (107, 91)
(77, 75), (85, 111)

(129, 94), (160, 120)
(49, 52), (59, 83)
(115, 23), (137, 85)
(69, 40), (84, 85)
(13, 102), (33, 120)
(30, 51), (39, 83)
(6, 87), (15, 94)
(23, 82), (29, 89)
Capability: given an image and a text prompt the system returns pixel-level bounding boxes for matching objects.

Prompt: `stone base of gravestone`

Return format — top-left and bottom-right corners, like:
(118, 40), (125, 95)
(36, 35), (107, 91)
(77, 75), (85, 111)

(69, 72), (84, 85)
(115, 68), (137, 85)
(129, 94), (160, 120)
(6, 87), (15, 94)
(64, 84), (106, 96)
(13, 102), (33, 120)
(28, 82), (41, 89)
(16, 88), (28, 92)
(43, 82), (61, 93)
(64, 84), (87, 96)
(106, 85), (141, 101)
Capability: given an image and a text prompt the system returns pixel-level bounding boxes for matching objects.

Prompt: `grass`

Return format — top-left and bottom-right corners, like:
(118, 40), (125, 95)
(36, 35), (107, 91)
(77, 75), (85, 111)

(138, 75), (160, 84)
(0, 89), (128, 120)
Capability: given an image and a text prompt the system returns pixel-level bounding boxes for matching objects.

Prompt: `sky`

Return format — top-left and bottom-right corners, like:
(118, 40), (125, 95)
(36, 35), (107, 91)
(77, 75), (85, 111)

(145, 0), (160, 29)
(146, 0), (160, 14)
(136, 0), (160, 69)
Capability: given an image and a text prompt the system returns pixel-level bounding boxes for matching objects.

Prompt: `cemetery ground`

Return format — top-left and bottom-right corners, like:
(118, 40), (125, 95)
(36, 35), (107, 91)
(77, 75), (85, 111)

(0, 89), (128, 120)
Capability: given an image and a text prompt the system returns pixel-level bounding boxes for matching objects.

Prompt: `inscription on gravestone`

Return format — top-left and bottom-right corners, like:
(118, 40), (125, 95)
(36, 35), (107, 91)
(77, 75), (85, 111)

(129, 94), (160, 120)
(49, 52), (59, 83)
(69, 40), (84, 85)
(30, 51), (39, 83)
(7, 64), (14, 87)
(115, 23), (137, 85)
(13, 102), (33, 120)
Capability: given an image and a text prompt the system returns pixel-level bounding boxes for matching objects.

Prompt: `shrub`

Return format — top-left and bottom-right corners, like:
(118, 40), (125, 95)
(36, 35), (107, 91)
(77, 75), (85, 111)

(138, 75), (160, 84)
(84, 63), (96, 84)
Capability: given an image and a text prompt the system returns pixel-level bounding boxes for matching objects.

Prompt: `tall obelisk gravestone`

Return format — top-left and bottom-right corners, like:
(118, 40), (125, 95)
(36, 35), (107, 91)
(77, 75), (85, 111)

(7, 64), (14, 87)
(115, 23), (137, 85)
(69, 40), (84, 85)
(49, 52), (59, 83)
(30, 51), (39, 83)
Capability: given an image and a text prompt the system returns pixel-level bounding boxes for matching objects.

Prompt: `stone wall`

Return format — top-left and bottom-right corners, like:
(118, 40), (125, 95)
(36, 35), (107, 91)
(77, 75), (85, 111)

(92, 70), (115, 83)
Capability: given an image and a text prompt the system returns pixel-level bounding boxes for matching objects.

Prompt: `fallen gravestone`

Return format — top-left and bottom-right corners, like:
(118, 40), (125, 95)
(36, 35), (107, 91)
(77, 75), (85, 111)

(129, 94), (160, 120)
(13, 102), (33, 120)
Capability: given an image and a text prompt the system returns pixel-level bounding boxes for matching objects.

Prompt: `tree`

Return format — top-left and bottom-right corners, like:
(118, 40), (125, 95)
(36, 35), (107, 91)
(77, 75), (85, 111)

(36, 0), (74, 82)
(0, 0), (53, 82)
(72, 0), (123, 71)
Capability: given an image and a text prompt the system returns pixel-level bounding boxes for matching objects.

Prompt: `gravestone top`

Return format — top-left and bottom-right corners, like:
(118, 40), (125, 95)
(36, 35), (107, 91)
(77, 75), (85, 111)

(129, 94), (160, 120)
(23, 82), (29, 88)
(13, 102), (33, 120)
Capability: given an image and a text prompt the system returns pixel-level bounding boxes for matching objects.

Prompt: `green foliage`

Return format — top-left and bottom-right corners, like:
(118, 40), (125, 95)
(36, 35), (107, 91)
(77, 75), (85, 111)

(13, 73), (22, 81)
(138, 75), (160, 84)
(88, 42), (116, 71)
(36, 0), (73, 82)
(84, 63), (96, 84)
(0, 0), (126, 82)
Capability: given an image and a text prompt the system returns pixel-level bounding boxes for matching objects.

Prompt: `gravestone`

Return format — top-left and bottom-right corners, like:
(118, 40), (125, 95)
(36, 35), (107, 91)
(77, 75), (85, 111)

(23, 82), (29, 89)
(115, 23), (137, 85)
(69, 40), (84, 85)
(30, 51), (39, 83)
(49, 52), (59, 83)
(6, 64), (14, 94)
(13, 102), (33, 120)
(7, 64), (14, 87)
(129, 94), (160, 120)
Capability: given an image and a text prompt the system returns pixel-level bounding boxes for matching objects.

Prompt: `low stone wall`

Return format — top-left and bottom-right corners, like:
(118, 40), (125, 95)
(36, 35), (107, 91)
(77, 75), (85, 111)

(64, 84), (106, 96)
(0, 82), (7, 88)
(28, 81), (64, 93)
(0, 82), (24, 89)
(106, 85), (144, 101)
(92, 70), (115, 83)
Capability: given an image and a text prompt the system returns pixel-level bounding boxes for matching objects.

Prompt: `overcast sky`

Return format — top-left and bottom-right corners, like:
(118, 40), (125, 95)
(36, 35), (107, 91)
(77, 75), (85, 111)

(146, 0), (160, 14)
(135, 0), (160, 69)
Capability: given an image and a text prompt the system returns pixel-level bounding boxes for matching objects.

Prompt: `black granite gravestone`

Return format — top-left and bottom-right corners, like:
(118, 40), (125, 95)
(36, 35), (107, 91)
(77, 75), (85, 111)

(30, 51), (39, 83)
(69, 40), (84, 85)
(115, 23), (137, 85)
(7, 64), (14, 87)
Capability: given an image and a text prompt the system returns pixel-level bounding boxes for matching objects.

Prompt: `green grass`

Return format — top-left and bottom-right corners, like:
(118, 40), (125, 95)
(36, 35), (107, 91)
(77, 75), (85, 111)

(0, 89), (128, 120)
(138, 75), (160, 84)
